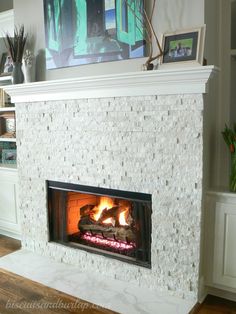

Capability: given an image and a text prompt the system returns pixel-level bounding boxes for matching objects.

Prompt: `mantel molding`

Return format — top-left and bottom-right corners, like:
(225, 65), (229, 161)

(3, 66), (218, 103)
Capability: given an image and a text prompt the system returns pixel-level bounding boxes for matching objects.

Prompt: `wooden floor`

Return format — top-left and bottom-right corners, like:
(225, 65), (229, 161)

(0, 235), (117, 313)
(0, 235), (21, 257)
(0, 269), (118, 314)
(193, 295), (236, 314)
(1, 235), (236, 314)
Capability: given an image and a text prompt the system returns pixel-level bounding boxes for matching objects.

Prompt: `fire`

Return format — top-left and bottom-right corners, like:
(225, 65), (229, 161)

(91, 197), (130, 226)
(119, 209), (129, 226)
(92, 197), (114, 221)
(103, 218), (114, 225)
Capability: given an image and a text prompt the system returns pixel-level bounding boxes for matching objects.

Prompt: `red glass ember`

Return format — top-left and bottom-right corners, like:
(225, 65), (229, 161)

(81, 232), (136, 251)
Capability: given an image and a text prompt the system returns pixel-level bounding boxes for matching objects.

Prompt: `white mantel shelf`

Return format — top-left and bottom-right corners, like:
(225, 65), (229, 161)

(3, 66), (217, 103)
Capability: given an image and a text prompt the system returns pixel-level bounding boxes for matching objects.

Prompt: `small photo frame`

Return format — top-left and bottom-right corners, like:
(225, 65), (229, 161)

(161, 26), (205, 67)
(0, 53), (13, 75)
(0, 112), (16, 137)
(2, 149), (17, 164)
(0, 89), (5, 108)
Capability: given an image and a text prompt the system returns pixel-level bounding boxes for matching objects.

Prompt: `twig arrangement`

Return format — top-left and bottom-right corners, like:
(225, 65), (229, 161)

(125, 0), (163, 69)
(4, 25), (27, 63)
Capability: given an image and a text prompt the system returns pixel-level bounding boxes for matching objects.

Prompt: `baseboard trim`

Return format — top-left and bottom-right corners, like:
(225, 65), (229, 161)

(188, 302), (202, 314)
(207, 286), (236, 302)
(198, 276), (208, 303)
(198, 292), (208, 304)
(0, 229), (21, 240)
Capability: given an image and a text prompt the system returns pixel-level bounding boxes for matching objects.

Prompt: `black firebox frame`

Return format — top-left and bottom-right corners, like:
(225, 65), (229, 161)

(47, 180), (152, 268)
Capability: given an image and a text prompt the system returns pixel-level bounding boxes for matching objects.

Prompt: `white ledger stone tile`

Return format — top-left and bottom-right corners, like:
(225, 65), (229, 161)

(15, 93), (204, 301)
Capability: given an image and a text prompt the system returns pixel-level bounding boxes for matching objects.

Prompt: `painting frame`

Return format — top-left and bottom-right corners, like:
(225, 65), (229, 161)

(160, 26), (206, 67)
(43, 0), (146, 70)
(2, 149), (17, 164)
(0, 52), (13, 76)
(0, 89), (5, 108)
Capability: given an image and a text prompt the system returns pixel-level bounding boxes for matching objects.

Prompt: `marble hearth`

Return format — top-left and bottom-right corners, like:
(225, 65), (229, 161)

(3, 67), (216, 313)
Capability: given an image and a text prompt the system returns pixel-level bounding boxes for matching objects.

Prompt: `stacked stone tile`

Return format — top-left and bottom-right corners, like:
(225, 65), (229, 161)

(16, 94), (204, 300)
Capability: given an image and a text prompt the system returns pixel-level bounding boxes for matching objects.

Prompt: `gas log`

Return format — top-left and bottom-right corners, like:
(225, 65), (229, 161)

(78, 204), (136, 242)
(79, 222), (136, 242)
(80, 204), (95, 216)
(98, 206), (120, 223)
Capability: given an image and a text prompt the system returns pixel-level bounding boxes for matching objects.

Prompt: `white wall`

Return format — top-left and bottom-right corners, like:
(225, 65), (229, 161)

(0, 38), (7, 54)
(232, 1), (236, 49)
(199, 0), (235, 302)
(0, 0), (13, 13)
(199, 0), (221, 301)
(203, 0), (222, 191)
(13, 0), (205, 81)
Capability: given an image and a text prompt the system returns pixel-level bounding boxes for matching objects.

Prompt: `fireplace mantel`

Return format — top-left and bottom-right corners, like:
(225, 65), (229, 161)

(3, 66), (217, 103)
(11, 66), (215, 302)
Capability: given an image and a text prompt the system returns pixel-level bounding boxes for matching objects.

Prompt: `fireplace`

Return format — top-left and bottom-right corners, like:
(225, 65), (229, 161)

(3, 67), (215, 301)
(47, 181), (152, 268)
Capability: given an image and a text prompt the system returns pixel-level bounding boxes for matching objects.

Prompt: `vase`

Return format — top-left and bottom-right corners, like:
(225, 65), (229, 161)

(142, 63), (154, 71)
(12, 62), (24, 84)
(230, 153), (236, 192)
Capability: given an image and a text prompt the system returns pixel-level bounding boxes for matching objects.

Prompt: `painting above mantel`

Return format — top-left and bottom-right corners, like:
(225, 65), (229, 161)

(43, 0), (146, 70)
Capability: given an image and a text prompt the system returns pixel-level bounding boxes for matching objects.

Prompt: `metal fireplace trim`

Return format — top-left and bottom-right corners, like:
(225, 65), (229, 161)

(47, 180), (152, 202)
(47, 180), (152, 269)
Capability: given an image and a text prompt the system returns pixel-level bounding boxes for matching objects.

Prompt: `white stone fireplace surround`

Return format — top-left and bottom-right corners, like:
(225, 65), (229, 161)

(4, 66), (216, 308)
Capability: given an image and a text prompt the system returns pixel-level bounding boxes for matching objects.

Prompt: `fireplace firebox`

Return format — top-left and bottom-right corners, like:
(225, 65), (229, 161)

(47, 181), (152, 268)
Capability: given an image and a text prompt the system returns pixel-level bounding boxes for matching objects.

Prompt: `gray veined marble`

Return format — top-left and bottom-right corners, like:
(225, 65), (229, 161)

(0, 250), (194, 314)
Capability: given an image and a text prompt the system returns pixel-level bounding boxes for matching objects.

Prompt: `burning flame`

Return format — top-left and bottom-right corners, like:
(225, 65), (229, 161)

(91, 197), (130, 226)
(103, 218), (114, 225)
(119, 209), (129, 226)
(92, 197), (114, 221)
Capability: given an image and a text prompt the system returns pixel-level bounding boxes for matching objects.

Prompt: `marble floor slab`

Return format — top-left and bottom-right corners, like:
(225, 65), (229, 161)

(0, 250), (194, 314)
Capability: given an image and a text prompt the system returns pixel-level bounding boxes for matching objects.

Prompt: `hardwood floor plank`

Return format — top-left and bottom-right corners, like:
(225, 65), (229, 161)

(196, 295), (236, 314)
(0, 235), (21, 257)
(0, 269), (119, 314)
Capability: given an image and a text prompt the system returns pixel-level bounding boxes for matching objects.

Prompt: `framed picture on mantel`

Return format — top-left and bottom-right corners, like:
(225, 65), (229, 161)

(0, 53), (13, 76)
(43, 0), (146, 70)
(2, 149), (17, 164)
(161, 26), (206, 67)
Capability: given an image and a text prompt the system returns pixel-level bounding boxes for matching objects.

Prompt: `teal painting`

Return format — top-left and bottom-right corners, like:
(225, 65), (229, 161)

(44, 0), (146, 69)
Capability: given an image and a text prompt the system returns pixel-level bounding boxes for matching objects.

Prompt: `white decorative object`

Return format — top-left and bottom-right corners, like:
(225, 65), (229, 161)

(23, 50), (36, 83)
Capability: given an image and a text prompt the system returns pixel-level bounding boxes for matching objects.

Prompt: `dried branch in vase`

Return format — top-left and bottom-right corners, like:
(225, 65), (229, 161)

(125, 0), (163, 69)
(4, 25), (27, 64)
